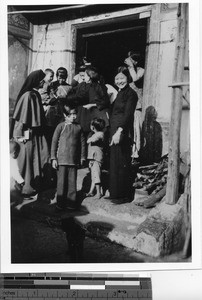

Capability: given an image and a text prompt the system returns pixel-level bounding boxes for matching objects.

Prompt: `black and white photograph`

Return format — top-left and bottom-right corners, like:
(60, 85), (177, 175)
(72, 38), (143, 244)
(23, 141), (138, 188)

(0, 1), (201, 272)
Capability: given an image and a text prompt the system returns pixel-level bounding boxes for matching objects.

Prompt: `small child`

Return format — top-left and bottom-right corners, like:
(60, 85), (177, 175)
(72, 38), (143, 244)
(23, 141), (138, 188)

(50, 67), (72, 99)
(71, 65), (86, 88)
(10, 140), (24, 193)
(46, 67), (72, 147)
(38, 68), (54, 111)
(86, 118), (105, 199)
(51, 104), (86, 210)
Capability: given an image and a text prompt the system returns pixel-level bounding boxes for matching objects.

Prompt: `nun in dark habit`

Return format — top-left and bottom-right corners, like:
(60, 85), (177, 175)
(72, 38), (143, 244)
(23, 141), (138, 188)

(10, 69), (50, 199)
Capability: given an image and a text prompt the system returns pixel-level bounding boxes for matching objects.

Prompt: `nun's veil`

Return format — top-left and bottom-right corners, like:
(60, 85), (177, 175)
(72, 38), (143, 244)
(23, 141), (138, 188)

(16, 69), (45, 102)
(10, 70), (46, 137)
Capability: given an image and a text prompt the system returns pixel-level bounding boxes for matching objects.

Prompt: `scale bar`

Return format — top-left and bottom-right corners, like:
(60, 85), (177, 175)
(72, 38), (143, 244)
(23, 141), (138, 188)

(70, 285), (105, 290)
(105, 281), (140, 286)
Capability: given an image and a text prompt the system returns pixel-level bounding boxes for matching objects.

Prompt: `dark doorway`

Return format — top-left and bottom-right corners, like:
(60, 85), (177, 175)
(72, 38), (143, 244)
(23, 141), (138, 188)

(76, 17), (148, 85)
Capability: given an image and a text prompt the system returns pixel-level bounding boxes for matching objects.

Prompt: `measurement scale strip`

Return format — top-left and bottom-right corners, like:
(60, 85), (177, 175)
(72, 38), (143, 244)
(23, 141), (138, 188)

(0, 273), (152, 300)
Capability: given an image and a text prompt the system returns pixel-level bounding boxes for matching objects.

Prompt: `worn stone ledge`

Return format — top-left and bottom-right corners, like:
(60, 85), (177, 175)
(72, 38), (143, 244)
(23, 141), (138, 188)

(82, 197), (149, 224)
(79, 195), (186, 258)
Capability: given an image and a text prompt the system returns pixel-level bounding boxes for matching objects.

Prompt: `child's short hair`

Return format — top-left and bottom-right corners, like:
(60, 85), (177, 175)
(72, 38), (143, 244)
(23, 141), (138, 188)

(63, 103), (78, 116)
(45, 68), (54, 75)
(10, 139), (20, 155)
(78, 65), (86, 73)
(85, 66), (100, 83)
(91, 118), (105, 131)
(56, 67), (68, 79)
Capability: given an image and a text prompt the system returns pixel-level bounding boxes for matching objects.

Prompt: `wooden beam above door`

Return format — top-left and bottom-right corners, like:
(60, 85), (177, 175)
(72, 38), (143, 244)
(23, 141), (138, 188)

(82, 25), (146, 39)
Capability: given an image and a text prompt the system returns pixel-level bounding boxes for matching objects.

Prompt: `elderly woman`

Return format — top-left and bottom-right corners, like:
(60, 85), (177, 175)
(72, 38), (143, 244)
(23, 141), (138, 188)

(10, 69), (49, 199)
(105, 66), (138, 201)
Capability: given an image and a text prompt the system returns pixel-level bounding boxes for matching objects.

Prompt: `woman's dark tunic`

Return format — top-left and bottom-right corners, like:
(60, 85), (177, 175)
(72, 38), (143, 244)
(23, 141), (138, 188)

(109, 85), (137, 199)
(68, 82), (110, 134)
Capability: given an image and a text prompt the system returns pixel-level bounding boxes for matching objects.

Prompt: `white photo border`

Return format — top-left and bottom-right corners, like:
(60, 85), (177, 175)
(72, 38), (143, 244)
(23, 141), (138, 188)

(0, 0), (201, 273)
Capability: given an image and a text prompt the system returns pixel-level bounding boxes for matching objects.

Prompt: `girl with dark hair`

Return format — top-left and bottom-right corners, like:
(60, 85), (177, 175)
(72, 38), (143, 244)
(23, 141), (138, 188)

(10, 69), (49, 199)
(105, 66), (138, 201)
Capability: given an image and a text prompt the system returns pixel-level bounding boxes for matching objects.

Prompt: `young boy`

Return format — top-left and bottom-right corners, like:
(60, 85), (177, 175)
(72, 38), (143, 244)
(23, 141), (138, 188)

(38, 68), (54, 111)
(10, 140), (24, 199)
(46, 67), (72, 148)
(86, 118), (105, 199)
(51, 104), (86, 210)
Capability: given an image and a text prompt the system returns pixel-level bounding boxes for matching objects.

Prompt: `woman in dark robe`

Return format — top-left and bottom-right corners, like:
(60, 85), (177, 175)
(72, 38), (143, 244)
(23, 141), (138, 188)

(68, 66), (110, 138)
(10, 69), (49, 199)
(106, 66), (138, 201)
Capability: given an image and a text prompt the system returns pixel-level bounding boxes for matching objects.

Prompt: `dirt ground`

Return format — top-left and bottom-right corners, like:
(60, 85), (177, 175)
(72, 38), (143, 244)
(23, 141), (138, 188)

(11, 197), (189, 264)
(11, 216), (146, 264)
(11, 198), (149, 263)
(10, 168), (190, 264)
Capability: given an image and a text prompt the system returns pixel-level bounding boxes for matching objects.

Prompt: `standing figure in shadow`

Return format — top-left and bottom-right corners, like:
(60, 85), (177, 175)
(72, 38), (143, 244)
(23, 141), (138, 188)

(124, 51), (145, 162)
(139, 105), (162, 165)
(105, 66), (138, 202)
(10, 69), (49, 200)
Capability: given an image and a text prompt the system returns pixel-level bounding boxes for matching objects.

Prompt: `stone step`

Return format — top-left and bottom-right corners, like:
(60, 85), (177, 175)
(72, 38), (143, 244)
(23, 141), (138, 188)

(75, 212), (141, 251)
(81, 196), (151, 224)
(26, 167), (186, 259)
(74, 195), (186, 258)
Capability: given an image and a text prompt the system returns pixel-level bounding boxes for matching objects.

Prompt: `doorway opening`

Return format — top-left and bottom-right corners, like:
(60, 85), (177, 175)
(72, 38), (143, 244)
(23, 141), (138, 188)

(75, 16), (148, 85)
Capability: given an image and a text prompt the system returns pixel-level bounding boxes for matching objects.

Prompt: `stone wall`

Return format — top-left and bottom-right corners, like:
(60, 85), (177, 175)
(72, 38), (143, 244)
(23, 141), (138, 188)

(29, 3), (189, 157)
(142, 3), (189, 159)
(31, 23), (70, 83)
(8, 7), (31, 117)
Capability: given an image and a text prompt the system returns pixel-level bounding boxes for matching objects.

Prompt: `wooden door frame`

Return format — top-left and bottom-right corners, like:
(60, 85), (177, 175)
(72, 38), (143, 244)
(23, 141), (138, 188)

(70, 5), (152, 79)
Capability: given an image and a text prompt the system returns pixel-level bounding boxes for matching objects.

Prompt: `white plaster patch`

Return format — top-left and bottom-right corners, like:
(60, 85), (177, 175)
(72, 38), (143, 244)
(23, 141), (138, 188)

(133, 232), (160, 257)
(148, 202), (182, 221)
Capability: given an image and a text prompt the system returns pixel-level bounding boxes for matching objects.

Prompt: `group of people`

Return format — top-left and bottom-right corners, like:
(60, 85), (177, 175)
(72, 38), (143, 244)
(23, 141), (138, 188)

(10, 51), (144, 211)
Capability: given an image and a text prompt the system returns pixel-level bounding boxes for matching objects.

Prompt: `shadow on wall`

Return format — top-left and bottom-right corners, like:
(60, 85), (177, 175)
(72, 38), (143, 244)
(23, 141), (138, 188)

(139, 105), (163, 165)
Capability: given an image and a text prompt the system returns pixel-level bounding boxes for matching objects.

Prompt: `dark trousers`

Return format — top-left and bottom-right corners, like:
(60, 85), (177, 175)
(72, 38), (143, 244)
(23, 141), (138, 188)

(109, 139), (133, 200)
(45, 126), (56, 151)
(57, 165), (77, 208)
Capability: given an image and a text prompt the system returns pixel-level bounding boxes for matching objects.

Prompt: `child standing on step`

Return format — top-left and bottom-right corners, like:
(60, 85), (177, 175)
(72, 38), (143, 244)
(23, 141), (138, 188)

(51, 104), (86, 210)
(86, 118), (105, 199)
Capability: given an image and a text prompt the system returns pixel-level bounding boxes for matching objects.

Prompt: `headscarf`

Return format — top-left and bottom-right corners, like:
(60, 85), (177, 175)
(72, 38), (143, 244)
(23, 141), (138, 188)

(11, 70), (46, 131)
(16, 69), (45, 102)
